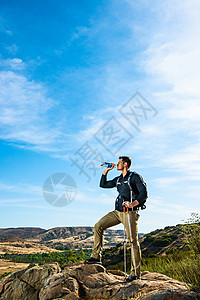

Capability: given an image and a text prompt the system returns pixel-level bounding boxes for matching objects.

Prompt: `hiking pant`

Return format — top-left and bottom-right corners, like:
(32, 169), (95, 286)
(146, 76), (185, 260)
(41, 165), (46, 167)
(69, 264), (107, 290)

(91, 209), (141, 278)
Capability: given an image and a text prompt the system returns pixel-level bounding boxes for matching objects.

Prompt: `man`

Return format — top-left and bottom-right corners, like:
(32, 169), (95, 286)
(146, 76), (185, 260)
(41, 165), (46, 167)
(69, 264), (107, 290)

(84, 156), (147, 282)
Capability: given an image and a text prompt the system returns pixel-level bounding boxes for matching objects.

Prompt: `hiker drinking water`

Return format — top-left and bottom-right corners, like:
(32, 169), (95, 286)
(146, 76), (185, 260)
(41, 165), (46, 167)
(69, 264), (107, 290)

(84, 156), (148, 282)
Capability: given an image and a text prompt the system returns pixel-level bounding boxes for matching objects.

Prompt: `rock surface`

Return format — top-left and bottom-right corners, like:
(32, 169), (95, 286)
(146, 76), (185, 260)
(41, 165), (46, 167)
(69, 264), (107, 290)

(0, 262), (199, 299)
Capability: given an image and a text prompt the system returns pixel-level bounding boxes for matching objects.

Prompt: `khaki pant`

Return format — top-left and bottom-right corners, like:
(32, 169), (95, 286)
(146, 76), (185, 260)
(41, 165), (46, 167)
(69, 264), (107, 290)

(91, 209), (141, 278)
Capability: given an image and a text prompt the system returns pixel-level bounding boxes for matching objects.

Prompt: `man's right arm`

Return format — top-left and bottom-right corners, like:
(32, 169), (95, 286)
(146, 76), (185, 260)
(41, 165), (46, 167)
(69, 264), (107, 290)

(99, 168), (118, 188)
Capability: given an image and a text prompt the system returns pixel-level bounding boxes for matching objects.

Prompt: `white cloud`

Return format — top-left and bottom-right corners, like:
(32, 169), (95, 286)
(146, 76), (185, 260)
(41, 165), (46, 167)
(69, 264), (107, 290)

(0, 65), (68, 150)
(161, 143), (200, 180)
(126, 1), (200, 179)
(0, 181), (42, 196)
(152, 177), (182, 189)
(0, 198), (40, 203)
(6, 44), (18, 54)
(70, 26), (89, 41)
(0, 17), (12, 35)
(0, 58), (25, 70)
(148, 197), (192, 217)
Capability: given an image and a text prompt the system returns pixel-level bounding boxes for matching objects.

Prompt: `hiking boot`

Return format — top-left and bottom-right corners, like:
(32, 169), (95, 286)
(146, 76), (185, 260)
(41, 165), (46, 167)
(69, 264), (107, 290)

(124, 274), (138, 282)
(84, 257), (101, 264)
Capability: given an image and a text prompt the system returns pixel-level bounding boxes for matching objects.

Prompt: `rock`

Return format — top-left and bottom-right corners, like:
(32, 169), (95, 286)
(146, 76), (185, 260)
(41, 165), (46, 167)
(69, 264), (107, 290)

(140, 289), (200, 300)
(2, 277), (37, 300)
(108, 269), (125, 277)
(0, 263), (61, 300)
(65, 263), (121, 289)
(62, 261), (74, 268)
(0, 262), (199, 299)
(20, 262), (61, 290)
(39, 272), (79, 300)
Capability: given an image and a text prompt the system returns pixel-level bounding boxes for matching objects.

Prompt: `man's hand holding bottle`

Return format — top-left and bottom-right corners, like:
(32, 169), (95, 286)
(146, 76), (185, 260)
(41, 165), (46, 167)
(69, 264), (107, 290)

(101, 162), (116, 175)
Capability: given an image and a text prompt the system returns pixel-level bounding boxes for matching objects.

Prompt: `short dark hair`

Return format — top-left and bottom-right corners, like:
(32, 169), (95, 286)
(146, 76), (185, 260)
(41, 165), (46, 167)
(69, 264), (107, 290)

(119, 156), (132, 169)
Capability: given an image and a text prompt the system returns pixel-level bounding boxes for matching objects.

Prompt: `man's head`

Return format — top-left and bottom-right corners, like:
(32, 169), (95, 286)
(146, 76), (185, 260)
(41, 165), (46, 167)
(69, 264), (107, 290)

(117, 156), (132, 171)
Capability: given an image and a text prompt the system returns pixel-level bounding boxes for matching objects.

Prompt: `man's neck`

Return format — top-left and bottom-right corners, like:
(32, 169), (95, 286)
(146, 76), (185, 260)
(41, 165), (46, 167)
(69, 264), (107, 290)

(121, 169), (129, 178)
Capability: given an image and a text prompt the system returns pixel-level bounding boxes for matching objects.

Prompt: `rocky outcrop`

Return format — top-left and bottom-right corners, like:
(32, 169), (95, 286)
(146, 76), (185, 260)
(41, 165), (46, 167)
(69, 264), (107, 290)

(0, 262), (61, 300)
(0, 262), (199, 300)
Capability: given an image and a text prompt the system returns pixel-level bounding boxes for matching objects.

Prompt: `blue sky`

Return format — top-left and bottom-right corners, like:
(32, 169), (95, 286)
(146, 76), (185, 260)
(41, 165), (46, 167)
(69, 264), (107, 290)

(0, 0), (200, 233)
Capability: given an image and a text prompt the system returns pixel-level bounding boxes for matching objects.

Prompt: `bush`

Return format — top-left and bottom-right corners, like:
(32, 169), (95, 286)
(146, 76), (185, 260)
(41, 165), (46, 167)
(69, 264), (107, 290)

(0, 271), (13, 279)
(144, 236), (155, 243)
(27, 263), (36, 269)
(148, 254), (158, 258)
(152, 236), (172, 247)
(142, 213), (200, 293)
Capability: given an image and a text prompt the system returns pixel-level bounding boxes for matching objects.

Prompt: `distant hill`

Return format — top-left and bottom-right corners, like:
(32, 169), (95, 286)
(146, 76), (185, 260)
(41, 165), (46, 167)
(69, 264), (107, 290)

(0, 237), (56, 255)
(29, 226), (145, 250)
(33, 226), (95, 241)
(0, 226), (145, 254)
(0, 227), (45, 239)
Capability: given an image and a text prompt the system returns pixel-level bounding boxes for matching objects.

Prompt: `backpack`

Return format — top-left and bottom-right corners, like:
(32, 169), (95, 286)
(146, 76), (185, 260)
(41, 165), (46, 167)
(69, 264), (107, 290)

(126, 171), (148, 210)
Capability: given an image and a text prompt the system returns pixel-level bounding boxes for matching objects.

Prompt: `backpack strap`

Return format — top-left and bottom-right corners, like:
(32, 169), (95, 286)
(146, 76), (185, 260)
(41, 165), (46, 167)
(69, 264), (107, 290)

(116, 176), (121, 186)
(126, 171), (147, 211)
(127, 172), (136, 212)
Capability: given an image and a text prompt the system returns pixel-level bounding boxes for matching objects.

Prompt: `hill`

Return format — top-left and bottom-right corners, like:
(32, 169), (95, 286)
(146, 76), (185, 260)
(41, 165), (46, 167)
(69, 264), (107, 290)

(0, 227), (45, 239)
(0, 237), (56, 255)
(0, 226), (143, 253)
(29, 226), (145, 250)
(0, 226), (145, 253)
(139, 223), (189, 256)
(102, 222), (193, 268)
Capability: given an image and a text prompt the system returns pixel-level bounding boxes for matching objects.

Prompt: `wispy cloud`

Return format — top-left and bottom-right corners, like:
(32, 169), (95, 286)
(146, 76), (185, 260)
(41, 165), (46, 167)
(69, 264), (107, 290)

(0, 58), (25, 70)
(0, 62), (70, 151)
(148, 197), (192, 217)
(0, 181), (42, 196)
(0, 198), (40, 203)
(70, 26), (90, 42)
(0, 16), (12, 35)
(152, 177), (182, 189)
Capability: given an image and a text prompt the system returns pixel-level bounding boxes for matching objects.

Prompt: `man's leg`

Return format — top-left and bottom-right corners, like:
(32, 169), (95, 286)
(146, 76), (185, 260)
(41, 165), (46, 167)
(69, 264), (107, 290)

(91, 210), (121, 260)
(126, 210), (141, 279)
(116, 210), (141, 279)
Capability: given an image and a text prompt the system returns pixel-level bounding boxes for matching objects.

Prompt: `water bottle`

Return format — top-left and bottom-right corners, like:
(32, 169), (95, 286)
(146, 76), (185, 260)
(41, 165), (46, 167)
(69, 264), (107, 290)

(100, 162), (116, 168)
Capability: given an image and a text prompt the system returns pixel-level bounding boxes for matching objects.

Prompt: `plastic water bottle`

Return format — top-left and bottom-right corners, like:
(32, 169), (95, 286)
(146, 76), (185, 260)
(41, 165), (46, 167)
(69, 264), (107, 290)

(100, 162), (116, 168)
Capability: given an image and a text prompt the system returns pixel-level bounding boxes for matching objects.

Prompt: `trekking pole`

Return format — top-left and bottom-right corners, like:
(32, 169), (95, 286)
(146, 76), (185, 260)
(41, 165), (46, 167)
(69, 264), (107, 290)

(126, 207), (137, 279)
(123, 205), (127, 280)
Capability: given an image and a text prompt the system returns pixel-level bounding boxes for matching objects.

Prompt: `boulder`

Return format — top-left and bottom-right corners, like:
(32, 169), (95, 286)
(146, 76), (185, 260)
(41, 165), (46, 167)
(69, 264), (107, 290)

(0, 262), (199, 299)
(0, 263), (61, 300)
(39, 272), (79, 300)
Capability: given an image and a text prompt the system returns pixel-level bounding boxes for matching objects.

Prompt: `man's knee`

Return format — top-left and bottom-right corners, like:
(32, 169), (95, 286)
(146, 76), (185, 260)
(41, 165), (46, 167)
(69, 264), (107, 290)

(94, 222), (104, 232)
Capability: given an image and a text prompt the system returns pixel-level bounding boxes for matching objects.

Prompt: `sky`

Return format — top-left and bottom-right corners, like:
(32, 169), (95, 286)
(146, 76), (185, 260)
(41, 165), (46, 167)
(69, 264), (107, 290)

(0, 0), (200, 234)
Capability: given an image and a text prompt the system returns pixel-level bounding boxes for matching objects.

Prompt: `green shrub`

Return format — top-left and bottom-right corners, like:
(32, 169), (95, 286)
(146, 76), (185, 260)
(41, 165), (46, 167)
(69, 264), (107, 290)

(27, 263), (36, 268)
(0, 271), (13, 279)
(141, 213), (200, 293)
(144, 236), (155, 243)
(148, 254), (158, 258)
(152, 236), (172, 247)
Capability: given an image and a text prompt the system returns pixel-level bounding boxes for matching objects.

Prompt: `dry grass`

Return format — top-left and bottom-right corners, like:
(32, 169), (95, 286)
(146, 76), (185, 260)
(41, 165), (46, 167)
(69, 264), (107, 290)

(0, 259), (29, 276)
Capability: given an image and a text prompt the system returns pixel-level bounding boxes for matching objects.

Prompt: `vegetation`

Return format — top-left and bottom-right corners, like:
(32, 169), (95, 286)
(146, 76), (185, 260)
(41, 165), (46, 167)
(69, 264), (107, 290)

(1, 213), (199, 293)
(0, 271), (13, 280)
(143, 233), (178, 247)
(0, 248), (92, 269)
(142, 213), (200, 292)
(102, 213), (200, 293)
